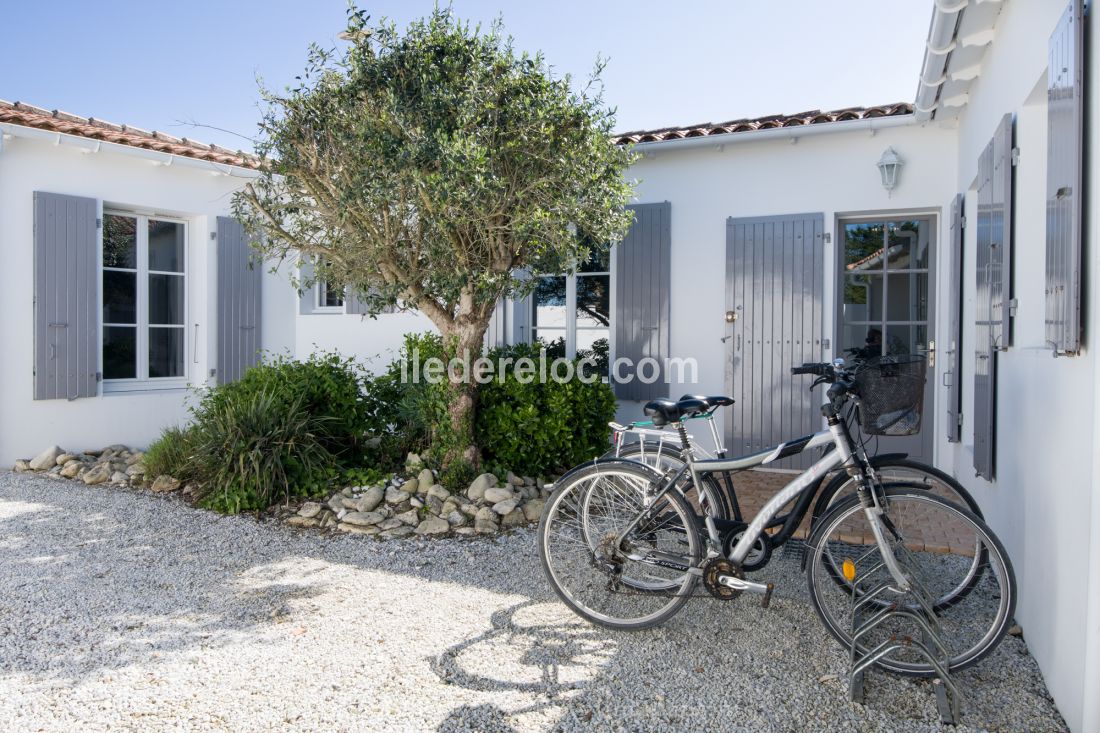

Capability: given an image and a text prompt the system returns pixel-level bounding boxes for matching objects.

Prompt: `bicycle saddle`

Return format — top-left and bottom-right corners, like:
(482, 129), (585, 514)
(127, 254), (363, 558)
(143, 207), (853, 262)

(643, 397), (708, 427)
(678, 394), (735, 409)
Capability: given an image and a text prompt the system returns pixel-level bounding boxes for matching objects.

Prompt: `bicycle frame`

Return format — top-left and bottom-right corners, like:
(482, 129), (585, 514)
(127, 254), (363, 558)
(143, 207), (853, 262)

(616, 417), (914, 594)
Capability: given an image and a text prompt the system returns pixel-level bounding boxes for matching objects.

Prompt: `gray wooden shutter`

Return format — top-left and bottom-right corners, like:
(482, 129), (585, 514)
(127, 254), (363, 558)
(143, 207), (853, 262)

(484, 298), (508, 349)
(987, 113), (1015, 351)
(945, 194), (965, 443)
(1045, 0), (1084, 355)
(511, 270), (533, 345)
(297, 256), (316, 315)
(216, 216), (262, 384)
(33, 191), (98, 400)
(614, 202), (671, 400)
(725, 213), (824, 469)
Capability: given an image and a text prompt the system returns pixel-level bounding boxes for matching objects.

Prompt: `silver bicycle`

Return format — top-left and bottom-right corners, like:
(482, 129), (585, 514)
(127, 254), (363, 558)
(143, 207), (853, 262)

(538, 358), (1016, 675)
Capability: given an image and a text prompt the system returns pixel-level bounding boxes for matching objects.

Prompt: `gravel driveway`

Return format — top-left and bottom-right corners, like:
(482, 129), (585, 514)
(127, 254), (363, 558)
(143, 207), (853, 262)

(0, 472), (1064, 732)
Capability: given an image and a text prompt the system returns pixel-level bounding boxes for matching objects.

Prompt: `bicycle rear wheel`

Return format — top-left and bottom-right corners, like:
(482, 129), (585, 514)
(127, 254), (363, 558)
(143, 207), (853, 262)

(538, 461), (701, 630)
(602, 441), (736, 520)
(806, 486), (1015, 676)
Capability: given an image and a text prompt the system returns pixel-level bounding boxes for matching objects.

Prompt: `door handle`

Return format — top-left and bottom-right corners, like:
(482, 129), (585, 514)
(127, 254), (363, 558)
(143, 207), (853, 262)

(917, 340), (936, 368)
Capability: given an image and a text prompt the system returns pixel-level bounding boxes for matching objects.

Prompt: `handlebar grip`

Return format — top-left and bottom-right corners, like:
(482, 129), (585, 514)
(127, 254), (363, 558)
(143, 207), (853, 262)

(791, 363), (826, 376)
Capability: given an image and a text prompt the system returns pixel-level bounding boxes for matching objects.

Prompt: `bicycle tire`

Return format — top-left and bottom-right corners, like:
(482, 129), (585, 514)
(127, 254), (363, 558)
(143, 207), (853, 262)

(601, 441), (737, 520)
(538, 460), (702, 630)
(806, 486), (1016, 676)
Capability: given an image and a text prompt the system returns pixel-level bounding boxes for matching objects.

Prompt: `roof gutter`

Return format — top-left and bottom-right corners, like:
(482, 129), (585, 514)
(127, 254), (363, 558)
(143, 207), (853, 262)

(0, 121), (260, 179)
(914, 0), (968, 123)
(627, 114), (917, 155)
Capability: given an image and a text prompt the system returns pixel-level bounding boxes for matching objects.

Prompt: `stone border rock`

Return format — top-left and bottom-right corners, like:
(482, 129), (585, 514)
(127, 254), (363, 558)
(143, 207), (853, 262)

(13, 447), (550, 541)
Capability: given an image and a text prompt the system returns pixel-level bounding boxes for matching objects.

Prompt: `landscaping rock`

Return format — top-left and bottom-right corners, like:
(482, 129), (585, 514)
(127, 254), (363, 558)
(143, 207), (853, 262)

(55, 453), (78, 466)
(125, 452), (145, 466)
(523, 499), (546, 523)
(523, 476), (535, 486)
(506, 471), (525, 487)
(327, 495), (346, 512)
(110, 471), (129, 485)
(318, 510), (339, 529)
(454, 526), (477, 536)
(286, 516), (319, 528)
(60, 461), (82, 479)
(405, 452), (423, 470)
(501, 508), (526, 527)
(297, 502), (323, 519)
(342, 511), (384, 527)
(338, 523), (380, 536)
(491, 499), (518, 516)
(417, 468), (434, 492)
(426, 496), (444, 516)
(474, 518), (499, 535)
(380, 526), (415, 539)
(378, 518), (403, 531)
(357, 486), (384, 513)
(385, 487), (411, 505)
(82, 464), (111, 485)
(150, 475), (181, 493)
(467, 473), (496, 501)
(29, 446), (64, 471)
(426, 484), (450, 502)
(483, 487), (514, 504)
(440, 500), (459, 517)
(13, 459), (31, 473)
(125, 462), (146, 477)
(475, 506), (497, 524)
(447, 511), (467, 527)
(410, 496), (424, 508)
(399, 479), (419, 495)
(415, 517), (449, 535)
(395, 509), (420, 526)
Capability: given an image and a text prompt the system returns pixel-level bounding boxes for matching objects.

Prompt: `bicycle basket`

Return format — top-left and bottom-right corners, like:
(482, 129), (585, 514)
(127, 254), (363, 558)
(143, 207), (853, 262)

(853, 355), (927, 436)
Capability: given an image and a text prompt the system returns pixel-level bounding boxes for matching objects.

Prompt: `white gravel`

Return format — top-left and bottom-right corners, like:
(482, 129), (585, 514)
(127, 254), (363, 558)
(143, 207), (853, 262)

(0, 472), (1064, 732)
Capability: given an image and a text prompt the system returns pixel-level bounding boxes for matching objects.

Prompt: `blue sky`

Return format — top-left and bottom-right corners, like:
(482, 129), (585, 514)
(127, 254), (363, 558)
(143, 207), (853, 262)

(1, 1), (932, 152)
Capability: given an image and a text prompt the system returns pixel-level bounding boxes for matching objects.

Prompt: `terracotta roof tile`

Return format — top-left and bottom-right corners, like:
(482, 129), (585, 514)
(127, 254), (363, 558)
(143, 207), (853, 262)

(613, 102), (913, 145)
(0, 99), (259, 169)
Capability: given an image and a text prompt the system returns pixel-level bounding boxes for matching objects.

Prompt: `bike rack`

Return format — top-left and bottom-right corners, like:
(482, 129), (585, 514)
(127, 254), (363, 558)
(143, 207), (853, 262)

(846, 557), (962, 725)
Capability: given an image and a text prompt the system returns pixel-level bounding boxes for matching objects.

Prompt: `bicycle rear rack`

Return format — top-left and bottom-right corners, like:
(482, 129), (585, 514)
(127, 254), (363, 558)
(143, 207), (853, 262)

(847, 557), (962, 725)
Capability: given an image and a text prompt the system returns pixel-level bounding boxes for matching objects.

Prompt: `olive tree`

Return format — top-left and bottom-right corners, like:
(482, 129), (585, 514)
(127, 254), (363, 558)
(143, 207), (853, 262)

(235, 8), (635, 464)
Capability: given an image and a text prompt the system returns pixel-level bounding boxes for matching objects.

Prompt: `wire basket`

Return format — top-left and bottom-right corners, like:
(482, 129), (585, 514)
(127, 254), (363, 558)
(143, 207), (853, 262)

(853, 355), (927, 436)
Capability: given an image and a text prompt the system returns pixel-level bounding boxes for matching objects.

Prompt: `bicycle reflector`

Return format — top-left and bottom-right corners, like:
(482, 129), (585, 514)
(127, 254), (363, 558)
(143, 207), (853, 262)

(842, 558), (857, 582)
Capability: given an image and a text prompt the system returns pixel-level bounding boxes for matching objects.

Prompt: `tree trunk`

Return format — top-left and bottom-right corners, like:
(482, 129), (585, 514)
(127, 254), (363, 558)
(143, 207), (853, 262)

(440, 320), (488, 468)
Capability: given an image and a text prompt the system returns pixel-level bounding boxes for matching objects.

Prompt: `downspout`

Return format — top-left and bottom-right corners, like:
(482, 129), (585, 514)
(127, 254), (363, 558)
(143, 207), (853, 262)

(914, 0), (968, 123)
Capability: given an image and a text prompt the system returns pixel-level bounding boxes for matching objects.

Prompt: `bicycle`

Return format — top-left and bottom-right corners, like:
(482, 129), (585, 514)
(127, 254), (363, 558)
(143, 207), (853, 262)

(538, 356), (1016, 675)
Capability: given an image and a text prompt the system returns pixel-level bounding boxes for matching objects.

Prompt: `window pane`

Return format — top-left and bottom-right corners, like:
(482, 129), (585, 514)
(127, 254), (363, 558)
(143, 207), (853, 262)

(885, 324), (928, 357)
(149, 274), (184, 325)
(576, 274), (609, 327)
(103, 215), (137, 268)
(533, 277), (567, 329)
(103, 326), (137, 379)
(842, 273), (882, 321)
(103, 270), (136, 324)
(885, 272), (929, 322)
(322, 282), (345, 307)
(534, 329), (566, 356)
(579, 247), (610, 273)
(149, 328), (184, 378)
(148, 220), (184, 272)
(886, 220), (929, 270)
(577, 331), (609, 375)
(844, 222), (885, 270)
(843, 325), (887, 360)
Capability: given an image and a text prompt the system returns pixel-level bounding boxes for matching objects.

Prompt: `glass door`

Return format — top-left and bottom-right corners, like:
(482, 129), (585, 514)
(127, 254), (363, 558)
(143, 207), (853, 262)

(839, 217), (935, 460)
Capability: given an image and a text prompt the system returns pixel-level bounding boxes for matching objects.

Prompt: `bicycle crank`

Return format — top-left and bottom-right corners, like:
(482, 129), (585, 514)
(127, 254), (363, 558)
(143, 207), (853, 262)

(704, 558), (775, 608)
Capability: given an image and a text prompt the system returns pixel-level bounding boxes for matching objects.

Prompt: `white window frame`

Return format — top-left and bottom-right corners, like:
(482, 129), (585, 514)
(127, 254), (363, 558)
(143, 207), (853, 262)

(101, 211), (189, 392)
(315, 279), (346, 313)
(531, 255), (612, 359)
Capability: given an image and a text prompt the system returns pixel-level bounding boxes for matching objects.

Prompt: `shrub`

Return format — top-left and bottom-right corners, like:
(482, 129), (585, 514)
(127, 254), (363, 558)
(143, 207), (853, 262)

(145, 425), (201, 482)
(205, 351), (370, 466)
(190, 387), (336, 514)
(476, 342), (617, 477)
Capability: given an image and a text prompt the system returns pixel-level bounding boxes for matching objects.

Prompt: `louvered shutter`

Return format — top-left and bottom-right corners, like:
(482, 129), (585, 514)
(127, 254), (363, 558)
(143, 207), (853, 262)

(973, 115), (1014, 480)
(216, 217), (262, 384)
(1045, 0), (1084, 355)
(484, 298), (508, 349)
(511, 270), (533, 345)
(297, 256), (316, 315)
(945, 194), (965, 443)
(614, 202), (671, 400)
(33, 191), (98, 400)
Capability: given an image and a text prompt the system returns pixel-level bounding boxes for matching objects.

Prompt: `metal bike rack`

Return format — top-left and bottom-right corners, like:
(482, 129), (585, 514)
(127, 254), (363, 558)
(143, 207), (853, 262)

(847, 557), (962, 725)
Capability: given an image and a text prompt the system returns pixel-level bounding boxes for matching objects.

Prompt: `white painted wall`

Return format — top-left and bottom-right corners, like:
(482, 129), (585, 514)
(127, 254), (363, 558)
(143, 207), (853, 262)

(294, 308), (437, 374)
(0, 134), (295, 463)
(617, 122), (958, 431)
(935, 2), (1099, 730)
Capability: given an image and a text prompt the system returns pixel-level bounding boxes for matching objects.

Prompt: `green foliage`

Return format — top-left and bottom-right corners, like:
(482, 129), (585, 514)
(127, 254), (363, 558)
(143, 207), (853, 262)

(144, 425), (201, 482)
(189, 388), (336, 514)
(476, 343), (617, 477)
(205, 351), (369, 465)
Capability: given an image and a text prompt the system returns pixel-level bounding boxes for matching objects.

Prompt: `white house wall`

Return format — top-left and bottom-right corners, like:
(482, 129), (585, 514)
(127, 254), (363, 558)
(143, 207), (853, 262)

(620, 122), (958, 434)
(939, 1), (1100, 730)
(294, 309), (436, 374)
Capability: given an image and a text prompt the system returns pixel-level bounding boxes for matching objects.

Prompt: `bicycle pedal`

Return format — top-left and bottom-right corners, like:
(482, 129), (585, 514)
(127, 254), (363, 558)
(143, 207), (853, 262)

(761, 583), (774, 609)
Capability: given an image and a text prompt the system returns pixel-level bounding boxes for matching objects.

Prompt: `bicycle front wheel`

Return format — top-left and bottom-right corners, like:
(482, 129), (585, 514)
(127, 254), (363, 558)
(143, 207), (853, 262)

(538, 461), (701, 631)
(806, 486), (1016, 676)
